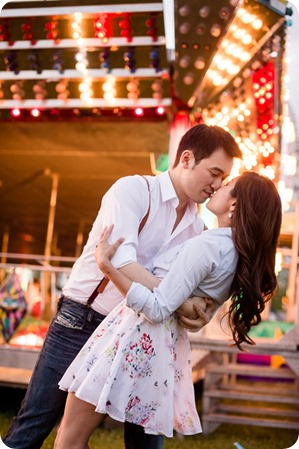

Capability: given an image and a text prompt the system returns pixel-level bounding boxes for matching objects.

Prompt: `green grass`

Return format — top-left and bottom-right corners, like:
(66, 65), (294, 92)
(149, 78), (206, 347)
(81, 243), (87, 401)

(1, 411), (297, 449)
(0, 388), (297, 449)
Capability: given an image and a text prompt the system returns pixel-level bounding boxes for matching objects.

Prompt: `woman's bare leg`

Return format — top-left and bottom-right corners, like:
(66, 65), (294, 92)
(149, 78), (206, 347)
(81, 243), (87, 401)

(54, 393), (106, 449)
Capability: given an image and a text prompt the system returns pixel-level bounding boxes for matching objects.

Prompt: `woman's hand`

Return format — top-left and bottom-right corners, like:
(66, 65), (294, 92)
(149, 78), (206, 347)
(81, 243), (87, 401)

(95, 225), (124, 274)
(94, 225), (132, 297)
(176, 297), (217, 332)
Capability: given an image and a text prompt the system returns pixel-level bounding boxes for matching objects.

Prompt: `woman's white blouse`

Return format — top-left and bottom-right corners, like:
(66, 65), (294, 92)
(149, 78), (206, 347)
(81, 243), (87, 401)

(126, 227), (238, 323)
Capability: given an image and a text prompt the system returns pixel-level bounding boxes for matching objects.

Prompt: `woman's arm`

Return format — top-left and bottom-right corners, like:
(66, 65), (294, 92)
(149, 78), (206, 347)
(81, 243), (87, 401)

(95, 226), (135, 297)
(96, 226), (220, 324)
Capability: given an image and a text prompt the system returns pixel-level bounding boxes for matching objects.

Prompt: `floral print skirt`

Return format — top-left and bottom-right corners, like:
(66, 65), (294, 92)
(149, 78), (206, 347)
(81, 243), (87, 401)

(59, 299), (202, 437)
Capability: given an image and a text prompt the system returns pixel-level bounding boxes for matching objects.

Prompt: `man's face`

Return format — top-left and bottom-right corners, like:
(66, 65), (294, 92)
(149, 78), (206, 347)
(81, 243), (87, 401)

(180, 147), (234, 204)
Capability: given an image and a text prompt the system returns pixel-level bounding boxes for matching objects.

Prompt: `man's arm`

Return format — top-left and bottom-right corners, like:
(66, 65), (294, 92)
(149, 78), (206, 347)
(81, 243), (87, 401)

(95, 226), (160, 290)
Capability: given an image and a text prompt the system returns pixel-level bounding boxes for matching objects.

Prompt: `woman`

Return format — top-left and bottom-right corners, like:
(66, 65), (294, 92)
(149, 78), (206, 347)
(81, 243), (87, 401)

(55, 172), (282, 448)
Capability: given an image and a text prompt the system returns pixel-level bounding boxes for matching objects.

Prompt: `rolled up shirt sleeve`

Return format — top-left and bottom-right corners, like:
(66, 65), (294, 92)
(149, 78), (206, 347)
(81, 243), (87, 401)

(95, 176), (150, 269)
(126, 235), (221, 322)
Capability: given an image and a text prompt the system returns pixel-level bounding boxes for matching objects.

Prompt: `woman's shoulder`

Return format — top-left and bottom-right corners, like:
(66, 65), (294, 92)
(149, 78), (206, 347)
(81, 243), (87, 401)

(185, 227), (232, 246)
(182, 228), (234, 264)
(153, 228), (233, 273)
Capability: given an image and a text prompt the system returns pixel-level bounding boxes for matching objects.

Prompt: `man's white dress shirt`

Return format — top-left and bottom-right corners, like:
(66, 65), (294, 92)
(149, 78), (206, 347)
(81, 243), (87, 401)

(63, 171), (204, 315)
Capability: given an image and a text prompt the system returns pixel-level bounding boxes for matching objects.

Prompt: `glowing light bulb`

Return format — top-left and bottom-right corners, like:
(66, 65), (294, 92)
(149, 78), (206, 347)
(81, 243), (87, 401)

(155, 106), (166, 115)
(103, 91), (115, 101)
(242, 34), (252, 45)
(11, 108), (21, 117)
(31, 108), (41, 117)
(242, 13), (253, 24)
(252, 19), (262, 30)
(134, 107), (144, 116)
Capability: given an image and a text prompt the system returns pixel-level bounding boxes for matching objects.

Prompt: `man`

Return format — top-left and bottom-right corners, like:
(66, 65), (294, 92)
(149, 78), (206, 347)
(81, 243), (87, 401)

(4, 124), (242, 449)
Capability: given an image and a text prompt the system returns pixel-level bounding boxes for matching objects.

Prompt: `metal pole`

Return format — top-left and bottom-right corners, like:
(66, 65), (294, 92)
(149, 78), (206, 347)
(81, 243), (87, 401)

(44, 172), (59, 259)
(43, 171), (59, 321)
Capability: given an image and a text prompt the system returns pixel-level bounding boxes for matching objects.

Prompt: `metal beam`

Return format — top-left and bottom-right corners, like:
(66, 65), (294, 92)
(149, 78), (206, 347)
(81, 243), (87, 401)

(1, 3), (163, 18)
(0, 36), (166, 50)
(0, 97), (171, 108)
(0, 68), (169, 81)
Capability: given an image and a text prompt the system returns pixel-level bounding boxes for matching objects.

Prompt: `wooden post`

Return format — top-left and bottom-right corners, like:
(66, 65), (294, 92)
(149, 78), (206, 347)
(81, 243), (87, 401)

(75, 218), (86, 258)
(0, 225), (9, 283)
(286, 201), (299, 322)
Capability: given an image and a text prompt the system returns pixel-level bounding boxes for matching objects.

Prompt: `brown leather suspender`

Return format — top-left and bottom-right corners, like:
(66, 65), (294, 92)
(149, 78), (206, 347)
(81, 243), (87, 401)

(86, 176), (151, 307)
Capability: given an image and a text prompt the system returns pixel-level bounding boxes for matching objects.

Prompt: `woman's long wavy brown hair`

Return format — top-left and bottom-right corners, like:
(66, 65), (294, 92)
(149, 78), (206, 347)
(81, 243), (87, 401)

(227, 171), (282, 349)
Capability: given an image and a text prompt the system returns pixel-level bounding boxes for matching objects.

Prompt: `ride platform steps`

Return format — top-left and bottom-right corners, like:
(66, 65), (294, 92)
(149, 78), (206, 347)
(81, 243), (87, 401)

(202, 359), (299, 433)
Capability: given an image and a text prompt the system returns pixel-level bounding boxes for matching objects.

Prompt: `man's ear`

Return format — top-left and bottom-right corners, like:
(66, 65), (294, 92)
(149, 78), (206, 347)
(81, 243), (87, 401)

(181, 150), (194, 169)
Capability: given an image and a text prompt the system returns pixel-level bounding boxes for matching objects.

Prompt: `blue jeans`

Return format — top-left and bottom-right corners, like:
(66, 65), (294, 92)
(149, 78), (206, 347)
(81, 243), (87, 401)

(3, 297), (164, 449)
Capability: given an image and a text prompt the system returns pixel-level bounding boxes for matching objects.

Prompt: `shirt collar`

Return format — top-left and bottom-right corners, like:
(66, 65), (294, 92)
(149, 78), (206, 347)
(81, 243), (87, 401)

(158, 170), (200, 221)
(158, 171), (178, 203)
(206, 227), (233, 237)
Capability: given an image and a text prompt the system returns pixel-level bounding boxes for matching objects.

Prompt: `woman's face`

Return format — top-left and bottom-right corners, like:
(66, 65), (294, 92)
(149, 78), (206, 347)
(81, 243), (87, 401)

(206, 177), (237, 219)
